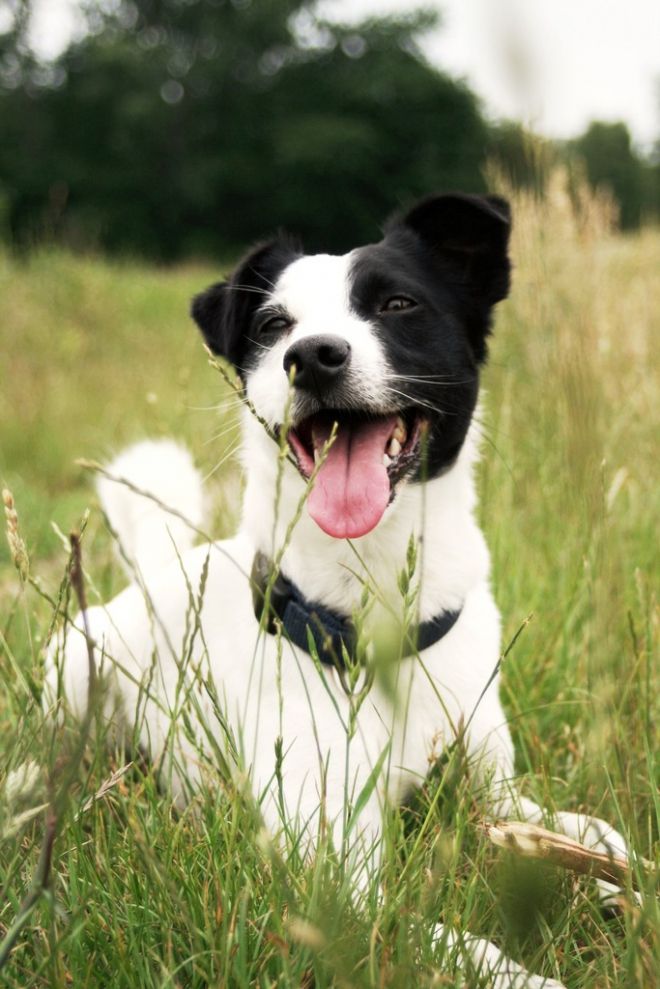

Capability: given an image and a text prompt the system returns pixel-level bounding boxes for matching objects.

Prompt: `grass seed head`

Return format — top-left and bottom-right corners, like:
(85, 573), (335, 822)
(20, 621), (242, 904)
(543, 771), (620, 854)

(2, 488), (29, 582)
(286, 917), (326, 951)
(4, 760), (41, 807)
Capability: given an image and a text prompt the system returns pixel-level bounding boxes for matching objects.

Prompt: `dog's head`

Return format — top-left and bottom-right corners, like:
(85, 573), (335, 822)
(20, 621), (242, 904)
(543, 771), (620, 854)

(192, 194), (511, 540)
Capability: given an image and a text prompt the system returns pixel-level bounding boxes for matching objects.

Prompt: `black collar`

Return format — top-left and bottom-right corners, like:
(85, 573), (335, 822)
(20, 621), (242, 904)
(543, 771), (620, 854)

(251, 551), (462, 669)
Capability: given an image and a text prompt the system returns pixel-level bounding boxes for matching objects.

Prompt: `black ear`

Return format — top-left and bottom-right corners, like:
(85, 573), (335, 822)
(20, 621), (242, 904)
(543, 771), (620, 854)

(398, 193), (511, 305)
(191, 237), (301, 370)
(389, 193), (511, 363)
(191, 281), (232, 359)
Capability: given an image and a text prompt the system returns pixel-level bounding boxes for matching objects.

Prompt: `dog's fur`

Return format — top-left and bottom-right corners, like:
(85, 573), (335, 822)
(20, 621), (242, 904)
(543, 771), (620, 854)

(45, 195), (634, 988)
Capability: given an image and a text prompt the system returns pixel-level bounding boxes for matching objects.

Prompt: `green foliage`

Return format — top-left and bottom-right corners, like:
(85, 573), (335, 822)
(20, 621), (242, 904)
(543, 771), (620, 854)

(488, 120), (557, 193)
(2, 3), (658, 254)
(0, 179), (658, 986)
(0, 248), (230, 567)
(571, 121), (652, 228)
(0, 0), (488, 259)
(489, 119), (660, 228)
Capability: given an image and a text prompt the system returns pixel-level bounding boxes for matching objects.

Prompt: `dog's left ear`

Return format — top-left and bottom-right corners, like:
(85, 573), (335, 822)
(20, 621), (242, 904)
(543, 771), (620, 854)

(398, 193), (511, 305)
(390, 193), (511, 362)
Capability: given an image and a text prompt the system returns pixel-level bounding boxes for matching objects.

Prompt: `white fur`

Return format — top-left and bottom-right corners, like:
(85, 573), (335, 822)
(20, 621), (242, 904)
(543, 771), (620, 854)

(97, 439), (205, 577)
(248, 252), (390, 427)
(44, 251), (636, 989)
(46, 429), (508, 831)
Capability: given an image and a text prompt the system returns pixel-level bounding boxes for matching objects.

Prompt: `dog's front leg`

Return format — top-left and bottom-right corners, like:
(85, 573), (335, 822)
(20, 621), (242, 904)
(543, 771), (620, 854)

(458, 693), (639, 906)
(497, 793), (638, 906)
(351, 841), (567, 987)
(346, 798), (567, 986)
(432, 924), (567, 989)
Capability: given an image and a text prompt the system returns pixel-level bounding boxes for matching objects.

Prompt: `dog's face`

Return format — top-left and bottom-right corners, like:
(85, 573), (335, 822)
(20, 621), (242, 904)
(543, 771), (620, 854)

(192, 194), (511, 539)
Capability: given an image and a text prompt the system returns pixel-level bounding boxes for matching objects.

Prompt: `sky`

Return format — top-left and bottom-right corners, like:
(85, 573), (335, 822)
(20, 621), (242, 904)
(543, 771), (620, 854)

(18, 0), (660, 151)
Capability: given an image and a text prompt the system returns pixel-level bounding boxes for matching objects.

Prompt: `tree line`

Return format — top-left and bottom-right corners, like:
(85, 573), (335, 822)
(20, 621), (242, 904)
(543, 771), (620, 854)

(1, 0), (658, 260)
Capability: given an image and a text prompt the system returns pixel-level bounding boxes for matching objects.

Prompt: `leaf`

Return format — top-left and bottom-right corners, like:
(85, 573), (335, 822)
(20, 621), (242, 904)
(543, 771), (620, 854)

(346, 742), (390, 836)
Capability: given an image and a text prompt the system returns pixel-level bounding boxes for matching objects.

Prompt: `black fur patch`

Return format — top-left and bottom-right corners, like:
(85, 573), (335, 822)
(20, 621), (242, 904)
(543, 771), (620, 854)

(347, 194), (511, 478)
(191, 237), (301, 372)
(386, 193), (511, 363)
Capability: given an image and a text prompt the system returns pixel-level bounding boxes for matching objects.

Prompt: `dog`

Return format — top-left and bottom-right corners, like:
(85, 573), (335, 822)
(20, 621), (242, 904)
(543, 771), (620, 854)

(45, 194), (635, 988)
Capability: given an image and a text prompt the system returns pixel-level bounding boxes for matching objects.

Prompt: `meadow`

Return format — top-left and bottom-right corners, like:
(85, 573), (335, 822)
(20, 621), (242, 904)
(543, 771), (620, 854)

(0, 175), (658, 987)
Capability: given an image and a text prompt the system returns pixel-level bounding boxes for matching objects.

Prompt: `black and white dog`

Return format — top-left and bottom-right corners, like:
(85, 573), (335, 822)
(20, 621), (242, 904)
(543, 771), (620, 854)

(46, 194), (634, 988)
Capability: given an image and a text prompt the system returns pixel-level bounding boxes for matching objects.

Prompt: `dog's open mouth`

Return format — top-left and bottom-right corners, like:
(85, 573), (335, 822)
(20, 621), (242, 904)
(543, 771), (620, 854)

(287, 409), (426, 539)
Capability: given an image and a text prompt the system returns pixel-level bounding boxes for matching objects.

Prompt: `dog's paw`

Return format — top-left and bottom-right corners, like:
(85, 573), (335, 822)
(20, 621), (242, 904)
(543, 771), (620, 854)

(432, 924), (567, 989)
(496, 976), (567, 989)
(473, 946), (567, 989)
(595, 878), (643, 911)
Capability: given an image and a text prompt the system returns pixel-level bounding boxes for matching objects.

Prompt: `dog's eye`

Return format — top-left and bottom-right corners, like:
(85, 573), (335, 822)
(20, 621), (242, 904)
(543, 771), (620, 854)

(258, 313), (292, 335)
(381, 296), (417, 313)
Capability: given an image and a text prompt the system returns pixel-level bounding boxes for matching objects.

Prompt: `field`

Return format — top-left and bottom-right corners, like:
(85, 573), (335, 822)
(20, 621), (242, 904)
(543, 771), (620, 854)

(0, 176), (658, 987)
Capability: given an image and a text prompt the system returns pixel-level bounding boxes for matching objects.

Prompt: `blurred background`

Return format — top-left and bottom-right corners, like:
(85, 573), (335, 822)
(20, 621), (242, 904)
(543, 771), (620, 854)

(1, 0), (659, 258)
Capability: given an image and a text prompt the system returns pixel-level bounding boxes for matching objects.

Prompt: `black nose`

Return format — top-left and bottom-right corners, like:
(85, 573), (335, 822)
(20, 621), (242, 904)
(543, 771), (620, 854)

(283, 334), (351, 392)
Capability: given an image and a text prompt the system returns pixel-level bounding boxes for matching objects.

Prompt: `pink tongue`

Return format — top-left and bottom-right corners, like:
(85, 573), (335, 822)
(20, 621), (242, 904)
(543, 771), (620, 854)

(308, 416), (397, 539)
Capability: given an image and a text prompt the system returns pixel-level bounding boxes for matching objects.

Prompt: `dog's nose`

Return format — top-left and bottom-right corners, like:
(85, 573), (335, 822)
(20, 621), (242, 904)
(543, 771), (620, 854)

(283, 335), (351, 392)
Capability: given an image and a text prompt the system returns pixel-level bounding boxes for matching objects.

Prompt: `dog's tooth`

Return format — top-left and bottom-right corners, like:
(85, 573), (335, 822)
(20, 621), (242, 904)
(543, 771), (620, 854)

(388, 437), (401, 458)
(383, 453), (392, 467)
(393, 416), (407, 444)
(314, 448), (321, 465)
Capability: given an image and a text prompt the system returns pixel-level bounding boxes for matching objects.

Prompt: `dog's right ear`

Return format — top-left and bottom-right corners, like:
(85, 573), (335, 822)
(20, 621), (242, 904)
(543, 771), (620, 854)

(191, 281), (234, 361)
(191, 237), (301, 370)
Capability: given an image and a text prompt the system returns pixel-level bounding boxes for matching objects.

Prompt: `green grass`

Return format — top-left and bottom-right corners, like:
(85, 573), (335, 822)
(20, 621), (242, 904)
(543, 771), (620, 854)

(0, 177), (658, 987)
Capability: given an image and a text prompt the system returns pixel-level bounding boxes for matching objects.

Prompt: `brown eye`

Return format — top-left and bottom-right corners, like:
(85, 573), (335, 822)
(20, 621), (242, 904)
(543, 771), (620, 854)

(259, 313), (292, 335)
(381, 296), (417, 313)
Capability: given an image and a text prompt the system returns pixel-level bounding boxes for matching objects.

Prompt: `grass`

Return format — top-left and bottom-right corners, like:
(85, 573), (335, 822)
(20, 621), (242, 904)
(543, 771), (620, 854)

(0, 172), (658, 987)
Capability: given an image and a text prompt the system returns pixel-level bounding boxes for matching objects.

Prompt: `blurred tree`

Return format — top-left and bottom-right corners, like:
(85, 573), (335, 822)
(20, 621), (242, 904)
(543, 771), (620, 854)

(571, 121), (645, 229)
(488, 121), (556, 193)
(641, 129), (660, 222)
(0, 0), (490, 258)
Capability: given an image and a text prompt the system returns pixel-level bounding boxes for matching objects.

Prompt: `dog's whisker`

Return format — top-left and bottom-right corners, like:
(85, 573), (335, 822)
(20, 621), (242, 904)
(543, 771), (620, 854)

(186, 398), (241, 413)
(204, 412), (242, 432)
(251, 270), (278, 291)
(387, 372), (454, 381)
(224, 283), (272, 297)
(203, 421), (241, 446)
(384, 386), (451, 418)
(202, 440), (243, 482)
(244, 336), (272, 352)
(386, 374), (477, 387)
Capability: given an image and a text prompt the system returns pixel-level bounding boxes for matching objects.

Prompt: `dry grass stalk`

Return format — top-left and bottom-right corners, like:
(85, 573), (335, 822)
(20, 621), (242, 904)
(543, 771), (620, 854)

(74, 763), (133, 821)
(0, 531), (97, 972)
(486, 820), (654, 892)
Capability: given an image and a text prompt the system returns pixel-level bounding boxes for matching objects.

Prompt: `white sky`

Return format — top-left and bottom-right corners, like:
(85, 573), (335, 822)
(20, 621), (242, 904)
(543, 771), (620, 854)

(19, 0), (660, 151)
